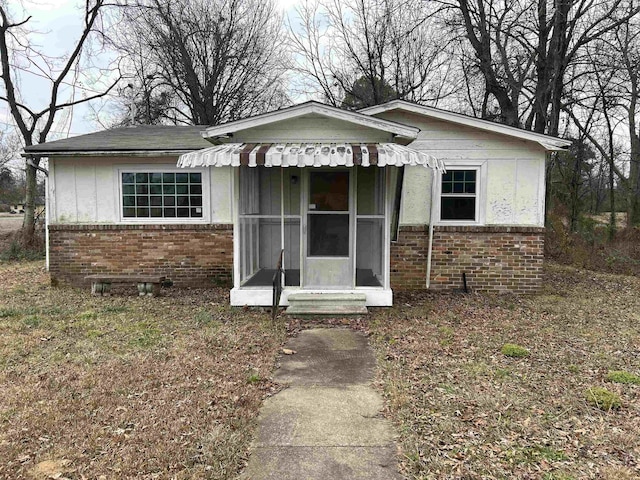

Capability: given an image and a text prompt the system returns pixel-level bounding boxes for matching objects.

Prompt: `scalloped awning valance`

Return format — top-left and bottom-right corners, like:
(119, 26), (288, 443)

(177, 143), (445, 171)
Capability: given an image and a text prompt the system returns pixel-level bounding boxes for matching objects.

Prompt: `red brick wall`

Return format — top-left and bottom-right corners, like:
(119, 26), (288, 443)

(48, 224), (233, 287)
(391, 225), (545, 294)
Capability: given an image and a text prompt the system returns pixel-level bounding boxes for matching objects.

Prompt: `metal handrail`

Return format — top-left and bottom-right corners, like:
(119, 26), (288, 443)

(271, 249), (284, 320)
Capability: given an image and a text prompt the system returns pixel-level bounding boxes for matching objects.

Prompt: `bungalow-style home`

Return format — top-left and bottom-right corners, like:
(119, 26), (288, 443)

(23, 100), (570, 310)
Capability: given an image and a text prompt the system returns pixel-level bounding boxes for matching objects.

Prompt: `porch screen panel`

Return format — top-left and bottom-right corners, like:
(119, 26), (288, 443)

(356, 167), (385, 287)
(238, 167), (301, 287)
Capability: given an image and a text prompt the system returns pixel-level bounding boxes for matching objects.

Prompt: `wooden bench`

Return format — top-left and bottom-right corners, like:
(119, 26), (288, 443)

(85, 275), (166, 297)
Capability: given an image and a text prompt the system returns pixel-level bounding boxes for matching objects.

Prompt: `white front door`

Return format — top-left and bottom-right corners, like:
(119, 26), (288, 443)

(303, 170), (354, 288)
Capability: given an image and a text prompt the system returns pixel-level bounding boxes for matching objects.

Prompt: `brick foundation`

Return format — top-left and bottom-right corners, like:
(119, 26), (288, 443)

(48, 224), (233, 287)
(50, 223), (543, 294)
(391, 225), (545, 294)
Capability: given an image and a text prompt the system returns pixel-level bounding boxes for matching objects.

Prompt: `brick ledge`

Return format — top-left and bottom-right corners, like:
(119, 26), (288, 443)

(398, 225), (544, 234)
(49, 223), (233, 231)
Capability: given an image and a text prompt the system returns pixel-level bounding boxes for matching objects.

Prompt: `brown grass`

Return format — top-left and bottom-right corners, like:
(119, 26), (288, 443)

(0, 261), (286, 479)
(367, 263), (640, 479)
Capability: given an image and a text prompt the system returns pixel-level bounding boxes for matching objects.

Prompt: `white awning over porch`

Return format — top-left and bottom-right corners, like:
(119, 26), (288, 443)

(177, 143), (445, 171)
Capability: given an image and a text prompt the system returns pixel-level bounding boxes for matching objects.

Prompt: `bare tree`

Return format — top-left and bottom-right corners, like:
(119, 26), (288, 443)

(0, 0), (120, 243)
(442, 0), (639, 135)
(113, 0), (290, 126)
(565, 10), (640, 227)
(288, 0), (457, 108)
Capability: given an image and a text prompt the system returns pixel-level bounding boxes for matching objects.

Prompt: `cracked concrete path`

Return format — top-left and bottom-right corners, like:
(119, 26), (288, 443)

(239, 328), (401, 480)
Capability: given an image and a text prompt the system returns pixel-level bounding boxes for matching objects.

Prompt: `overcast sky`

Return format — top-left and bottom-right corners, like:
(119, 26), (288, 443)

(0, 0), (302, 140)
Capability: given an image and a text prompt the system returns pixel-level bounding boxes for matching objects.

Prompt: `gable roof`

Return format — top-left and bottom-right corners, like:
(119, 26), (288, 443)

(203, 101), (419, 141)
(23, 125), (211, 156)
(359, 100), (572, 151)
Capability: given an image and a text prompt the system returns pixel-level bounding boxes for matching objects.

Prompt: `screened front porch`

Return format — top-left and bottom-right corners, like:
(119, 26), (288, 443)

(236, 166), (389, 292)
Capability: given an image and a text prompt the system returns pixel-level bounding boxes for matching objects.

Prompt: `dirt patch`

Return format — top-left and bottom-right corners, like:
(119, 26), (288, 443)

(0, 261), (286, 479)
(367, 263), (640, 479)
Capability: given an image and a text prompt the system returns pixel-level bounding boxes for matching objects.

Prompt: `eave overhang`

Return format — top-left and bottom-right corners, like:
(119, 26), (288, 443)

(359, 100), (572, 151)
(202, 101), (419, 142)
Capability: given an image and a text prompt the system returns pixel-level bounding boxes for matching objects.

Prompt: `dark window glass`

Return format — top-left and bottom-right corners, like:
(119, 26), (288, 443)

(308, 214), (349, 256)
(122, 171), (203, 219)
(309, 172), (349, 211)
(441, 169), (477, 221)
(441, 197), (475, 220)
(163, 173), (175, 183)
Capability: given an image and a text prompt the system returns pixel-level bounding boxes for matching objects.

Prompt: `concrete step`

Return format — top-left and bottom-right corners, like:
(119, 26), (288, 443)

(286, 293), (368, 316)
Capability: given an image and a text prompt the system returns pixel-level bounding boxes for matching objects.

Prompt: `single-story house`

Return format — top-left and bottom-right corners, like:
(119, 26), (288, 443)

(23, 100), (571, 308)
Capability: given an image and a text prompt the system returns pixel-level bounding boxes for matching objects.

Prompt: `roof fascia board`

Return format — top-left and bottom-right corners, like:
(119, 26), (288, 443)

(203, 102), (419, 140)
(22, 150), (195, 157)
(359, 100), (572, 149)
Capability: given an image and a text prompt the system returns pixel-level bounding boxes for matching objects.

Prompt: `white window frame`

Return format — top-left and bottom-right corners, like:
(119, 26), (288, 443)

(116, 165), (211, 224)
(436, 161), (487, 225)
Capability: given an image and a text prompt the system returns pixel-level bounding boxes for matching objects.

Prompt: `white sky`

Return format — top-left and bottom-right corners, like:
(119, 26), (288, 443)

(0, 0), (303, 141)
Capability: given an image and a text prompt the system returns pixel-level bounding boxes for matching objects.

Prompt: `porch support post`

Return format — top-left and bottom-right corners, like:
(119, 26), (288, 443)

(280, 167), (285, 282)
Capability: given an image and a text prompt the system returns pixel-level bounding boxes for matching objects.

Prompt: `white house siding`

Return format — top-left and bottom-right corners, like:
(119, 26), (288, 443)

(49, 156), (233, 224)
(231, 116), (396, 144)
(374, 110), (547, 227)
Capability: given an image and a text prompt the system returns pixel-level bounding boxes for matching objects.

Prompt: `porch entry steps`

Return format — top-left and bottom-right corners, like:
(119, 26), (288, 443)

(285, 292), (368, 316)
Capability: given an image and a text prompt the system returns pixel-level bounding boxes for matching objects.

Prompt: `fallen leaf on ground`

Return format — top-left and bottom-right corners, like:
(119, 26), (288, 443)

(282, 348), (297, 355)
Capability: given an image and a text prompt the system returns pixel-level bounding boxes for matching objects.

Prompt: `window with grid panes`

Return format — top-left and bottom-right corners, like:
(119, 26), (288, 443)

(440, 169), (477, 221)
(121, 172), (203, 218)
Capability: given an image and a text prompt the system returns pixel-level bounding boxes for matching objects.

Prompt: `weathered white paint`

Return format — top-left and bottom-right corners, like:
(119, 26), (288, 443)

(231, 117), (396, 144)
(376, 111), (547, 227)
(360, 100), (571, 150)
(204, 102), (419, 140)
(230, 286), (393, 307)
(49, 156), (233, 224)
(399, 166), (432, 225)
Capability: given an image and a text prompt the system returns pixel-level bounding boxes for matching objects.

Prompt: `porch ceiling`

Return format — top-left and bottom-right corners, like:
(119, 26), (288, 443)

(177, 143), (445, 171)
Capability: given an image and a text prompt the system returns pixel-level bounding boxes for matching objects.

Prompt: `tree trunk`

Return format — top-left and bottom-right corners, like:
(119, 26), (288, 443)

(629, 126), (640, 227)
(21, 160), (38, 244)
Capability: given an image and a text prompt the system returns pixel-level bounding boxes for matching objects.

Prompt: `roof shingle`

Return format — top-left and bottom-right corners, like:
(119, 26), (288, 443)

(23, 125), (212, 155)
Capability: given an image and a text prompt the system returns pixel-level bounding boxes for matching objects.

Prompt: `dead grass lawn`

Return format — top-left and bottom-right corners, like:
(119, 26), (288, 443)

(368, 263), (640, 479)
(0, 261), (285, 479)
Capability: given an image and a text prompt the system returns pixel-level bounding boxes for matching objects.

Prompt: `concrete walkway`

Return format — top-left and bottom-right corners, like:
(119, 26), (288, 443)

(239, 328), (401, 480)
